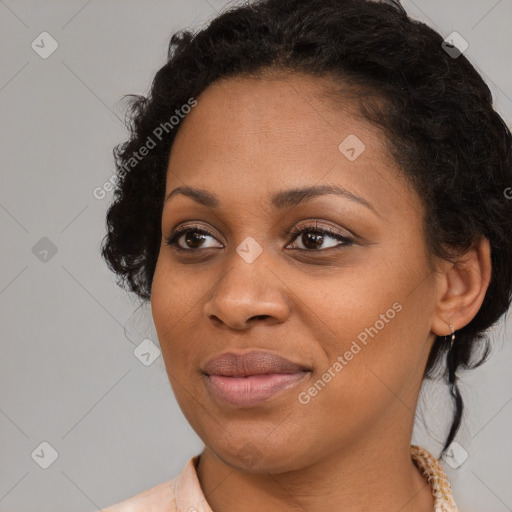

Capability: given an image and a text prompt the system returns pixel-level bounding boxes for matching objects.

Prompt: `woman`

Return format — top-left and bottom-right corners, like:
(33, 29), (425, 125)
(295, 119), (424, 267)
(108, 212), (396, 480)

(100, 0), (512, 510)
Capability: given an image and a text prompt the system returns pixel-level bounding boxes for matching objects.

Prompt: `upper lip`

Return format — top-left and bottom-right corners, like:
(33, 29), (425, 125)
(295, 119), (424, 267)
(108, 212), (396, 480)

(202, 351), (309, 377)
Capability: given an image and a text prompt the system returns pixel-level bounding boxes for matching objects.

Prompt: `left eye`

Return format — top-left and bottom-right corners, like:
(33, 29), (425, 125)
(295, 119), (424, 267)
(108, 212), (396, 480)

(285, 225), (354, 251)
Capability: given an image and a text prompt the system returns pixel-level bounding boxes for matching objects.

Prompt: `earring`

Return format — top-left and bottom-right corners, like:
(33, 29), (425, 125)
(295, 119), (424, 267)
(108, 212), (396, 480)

(448, 324), (455, 349)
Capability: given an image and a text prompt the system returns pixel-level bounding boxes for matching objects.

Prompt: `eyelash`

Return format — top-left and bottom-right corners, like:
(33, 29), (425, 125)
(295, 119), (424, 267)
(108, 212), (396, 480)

(165, 222), (354, 253)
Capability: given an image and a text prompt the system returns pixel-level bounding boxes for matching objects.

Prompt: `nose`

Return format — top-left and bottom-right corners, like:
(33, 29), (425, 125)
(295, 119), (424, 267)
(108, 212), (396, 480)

(203, 253), (291, 330)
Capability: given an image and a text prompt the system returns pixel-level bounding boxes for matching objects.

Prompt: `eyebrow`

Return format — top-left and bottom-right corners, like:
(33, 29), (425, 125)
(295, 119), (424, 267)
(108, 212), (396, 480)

(164, 184), (379, 216)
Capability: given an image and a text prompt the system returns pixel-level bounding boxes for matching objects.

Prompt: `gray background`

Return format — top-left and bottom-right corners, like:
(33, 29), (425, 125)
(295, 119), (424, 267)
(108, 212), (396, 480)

(0, 1), (511, 511)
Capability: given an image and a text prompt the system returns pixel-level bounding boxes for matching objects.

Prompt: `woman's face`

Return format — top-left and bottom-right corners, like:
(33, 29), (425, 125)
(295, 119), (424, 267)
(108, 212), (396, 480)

(151, 72), (441, 472)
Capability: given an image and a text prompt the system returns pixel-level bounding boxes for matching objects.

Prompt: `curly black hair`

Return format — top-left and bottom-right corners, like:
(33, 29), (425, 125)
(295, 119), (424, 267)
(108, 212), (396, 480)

(101, 0), (512, 457)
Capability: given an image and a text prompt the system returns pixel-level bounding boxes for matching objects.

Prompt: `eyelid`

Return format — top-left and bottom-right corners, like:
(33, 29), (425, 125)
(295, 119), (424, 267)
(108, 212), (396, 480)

(284, 220), (354, 240)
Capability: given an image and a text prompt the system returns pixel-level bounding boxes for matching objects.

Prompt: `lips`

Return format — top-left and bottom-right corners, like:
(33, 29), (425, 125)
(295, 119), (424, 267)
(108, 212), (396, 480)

(202, 351), (309, 377)
(201, 351), (311, 407)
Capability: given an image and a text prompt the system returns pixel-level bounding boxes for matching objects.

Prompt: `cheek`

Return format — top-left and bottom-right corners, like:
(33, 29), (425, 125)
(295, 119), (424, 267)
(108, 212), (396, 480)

(150, 256), (215, 377)
(151, 259), (191, 366)
(305, 246), (433, 408)
(150, 260), (173, 340)
(151, 254), (198, 335)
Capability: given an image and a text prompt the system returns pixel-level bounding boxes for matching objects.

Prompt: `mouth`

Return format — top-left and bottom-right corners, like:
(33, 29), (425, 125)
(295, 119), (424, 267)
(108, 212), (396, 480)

(201, 350), (311, 407)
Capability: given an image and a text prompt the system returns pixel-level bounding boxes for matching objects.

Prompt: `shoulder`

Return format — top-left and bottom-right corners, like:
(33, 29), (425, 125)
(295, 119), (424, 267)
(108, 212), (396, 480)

(100, 455), (203, 512)
(102, 476), (178, 512)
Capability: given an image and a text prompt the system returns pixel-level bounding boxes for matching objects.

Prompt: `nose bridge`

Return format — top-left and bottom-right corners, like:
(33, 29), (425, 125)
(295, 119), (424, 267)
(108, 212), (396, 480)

(203, 239), (290, 328)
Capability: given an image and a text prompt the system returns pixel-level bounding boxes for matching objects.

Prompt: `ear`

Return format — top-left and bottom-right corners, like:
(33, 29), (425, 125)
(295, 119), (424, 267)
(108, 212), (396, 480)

(431, 236), (492, 336)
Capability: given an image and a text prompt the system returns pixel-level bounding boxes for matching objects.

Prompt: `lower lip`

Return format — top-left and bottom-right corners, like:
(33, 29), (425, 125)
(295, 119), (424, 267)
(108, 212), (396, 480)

(205, 372), (309, 407)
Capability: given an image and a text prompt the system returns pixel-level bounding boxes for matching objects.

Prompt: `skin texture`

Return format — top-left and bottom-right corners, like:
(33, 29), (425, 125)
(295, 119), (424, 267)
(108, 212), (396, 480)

(150, 72), (491, 512)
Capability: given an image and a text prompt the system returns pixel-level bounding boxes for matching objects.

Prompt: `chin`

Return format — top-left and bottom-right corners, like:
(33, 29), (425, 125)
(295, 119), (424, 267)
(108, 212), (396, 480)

(208, 434), (314, 474)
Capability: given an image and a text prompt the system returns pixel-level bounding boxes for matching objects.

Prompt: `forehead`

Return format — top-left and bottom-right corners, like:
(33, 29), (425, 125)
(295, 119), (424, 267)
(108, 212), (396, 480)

(171, 72), (378, 160)
(165, 72), (418, 218)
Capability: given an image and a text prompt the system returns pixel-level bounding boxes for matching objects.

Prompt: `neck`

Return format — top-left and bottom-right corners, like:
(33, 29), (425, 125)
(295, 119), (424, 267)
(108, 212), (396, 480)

(196, 433), (434, 512)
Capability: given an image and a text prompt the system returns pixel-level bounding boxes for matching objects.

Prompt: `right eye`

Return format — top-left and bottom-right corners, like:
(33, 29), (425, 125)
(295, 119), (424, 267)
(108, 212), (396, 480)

(165, 226), (223, 251)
